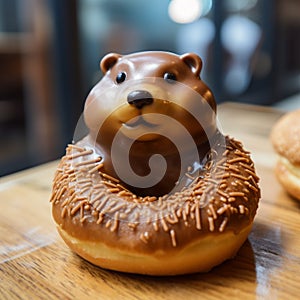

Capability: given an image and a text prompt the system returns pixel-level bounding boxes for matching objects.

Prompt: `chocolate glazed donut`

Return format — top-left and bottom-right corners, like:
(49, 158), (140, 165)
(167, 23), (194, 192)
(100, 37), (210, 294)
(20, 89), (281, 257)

(50, 51), (260, 275)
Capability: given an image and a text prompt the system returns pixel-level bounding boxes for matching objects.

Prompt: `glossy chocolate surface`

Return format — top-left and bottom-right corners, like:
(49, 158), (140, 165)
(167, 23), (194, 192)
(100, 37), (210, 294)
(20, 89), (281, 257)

(83, 51), (218, 196)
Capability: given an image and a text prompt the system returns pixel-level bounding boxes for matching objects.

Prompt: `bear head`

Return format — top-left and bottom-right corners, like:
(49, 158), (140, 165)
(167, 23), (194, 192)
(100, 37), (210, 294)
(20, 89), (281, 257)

(83, 51), (219, 196)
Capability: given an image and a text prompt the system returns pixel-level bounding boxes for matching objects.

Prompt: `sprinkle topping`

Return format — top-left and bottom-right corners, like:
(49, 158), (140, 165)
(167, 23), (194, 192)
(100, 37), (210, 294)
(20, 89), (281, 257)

(51, 136), (260, 249)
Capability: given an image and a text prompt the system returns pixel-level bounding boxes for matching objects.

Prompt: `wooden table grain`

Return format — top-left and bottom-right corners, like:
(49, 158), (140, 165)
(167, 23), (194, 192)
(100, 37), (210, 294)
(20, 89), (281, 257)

(1, 102), (300, 300)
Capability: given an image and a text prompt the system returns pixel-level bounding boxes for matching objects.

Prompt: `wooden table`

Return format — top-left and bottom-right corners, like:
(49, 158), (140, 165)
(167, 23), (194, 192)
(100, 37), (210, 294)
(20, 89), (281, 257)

(1, 103), (299, 299)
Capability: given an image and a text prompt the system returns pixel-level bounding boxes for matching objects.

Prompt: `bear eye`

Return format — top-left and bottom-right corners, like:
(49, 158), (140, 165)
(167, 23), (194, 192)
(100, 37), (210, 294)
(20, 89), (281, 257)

(163, 72), (177, 83)
(116, 72), (126, 84)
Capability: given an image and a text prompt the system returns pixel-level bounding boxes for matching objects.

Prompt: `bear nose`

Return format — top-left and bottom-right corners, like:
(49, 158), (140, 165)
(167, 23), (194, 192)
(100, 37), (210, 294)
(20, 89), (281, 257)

(127, 90), (154, 109)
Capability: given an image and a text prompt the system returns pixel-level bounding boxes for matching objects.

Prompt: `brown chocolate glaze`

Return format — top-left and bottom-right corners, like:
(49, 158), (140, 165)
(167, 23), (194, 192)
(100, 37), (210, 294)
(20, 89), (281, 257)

(83, 51), (217, 196)
(51, 136), (260, 254)
(95, 102), (217, 196)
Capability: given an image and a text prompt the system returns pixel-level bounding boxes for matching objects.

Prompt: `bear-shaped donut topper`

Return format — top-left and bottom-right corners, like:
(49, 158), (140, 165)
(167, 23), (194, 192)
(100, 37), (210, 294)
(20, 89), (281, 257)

(83, 51), (219, 196)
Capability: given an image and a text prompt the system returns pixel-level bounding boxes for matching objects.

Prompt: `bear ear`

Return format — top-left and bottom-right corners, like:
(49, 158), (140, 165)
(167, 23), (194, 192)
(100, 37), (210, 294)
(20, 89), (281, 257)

(180, 53), (203, 77)
(100, 53), (122, 74)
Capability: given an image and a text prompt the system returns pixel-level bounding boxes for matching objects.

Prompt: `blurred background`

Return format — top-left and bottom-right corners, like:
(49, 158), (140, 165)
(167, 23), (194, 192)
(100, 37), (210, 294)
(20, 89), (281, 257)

(1, 0), (300, 176)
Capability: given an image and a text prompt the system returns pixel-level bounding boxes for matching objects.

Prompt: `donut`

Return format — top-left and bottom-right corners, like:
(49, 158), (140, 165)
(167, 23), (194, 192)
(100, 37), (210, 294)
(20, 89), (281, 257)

(50, 51), (260, 275)
(271, 109), (300, 200)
